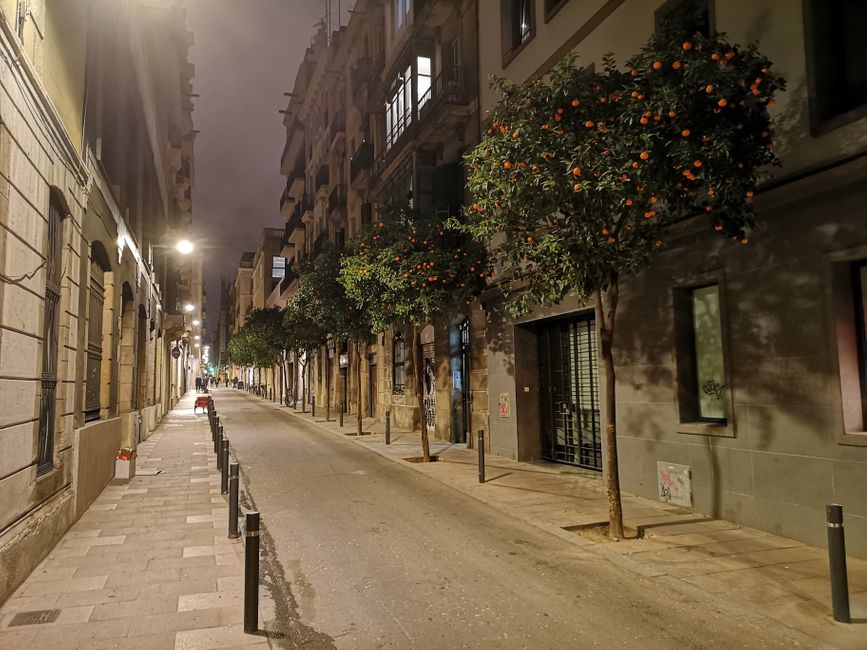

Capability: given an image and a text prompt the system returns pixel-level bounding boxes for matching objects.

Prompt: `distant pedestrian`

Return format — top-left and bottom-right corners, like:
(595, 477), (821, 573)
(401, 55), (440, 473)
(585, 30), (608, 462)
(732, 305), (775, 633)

(195, 376), (202, 392)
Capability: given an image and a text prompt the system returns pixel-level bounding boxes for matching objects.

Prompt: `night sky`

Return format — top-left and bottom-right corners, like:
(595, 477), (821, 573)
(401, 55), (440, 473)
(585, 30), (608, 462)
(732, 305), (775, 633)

(187, 1), (351, 341)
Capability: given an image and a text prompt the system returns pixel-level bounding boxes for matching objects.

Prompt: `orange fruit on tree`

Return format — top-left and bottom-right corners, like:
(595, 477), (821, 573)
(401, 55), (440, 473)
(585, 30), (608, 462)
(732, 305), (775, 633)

(640, 117), (649, 125)
(681, 129), (691, 137)
(607, 236), (616, 244)
(668, 110), (676, 117)
(571, 98), (581, 107)
(640, 151), (650, 160)
(682, 41), (692, 50)
(711, 53), (720, 61)
(705, 84), (714, 93)
(672, 60), (682, 70)
(693, 160), (702, 167)
(572, 166), (582, 176)
(601, 228), (609, 235)
(625, 198), (633, 206)
(584, 120), (594, 128)
(503, 161), (512, 169)
(718, 98), (727, 107)
(573, 183), (582, 191)
(652, 60), (662, 70)
(631, 161), (639, 169)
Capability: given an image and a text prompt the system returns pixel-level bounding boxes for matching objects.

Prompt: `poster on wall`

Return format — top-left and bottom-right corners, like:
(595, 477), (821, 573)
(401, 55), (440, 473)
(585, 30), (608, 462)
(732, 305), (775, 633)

(657, 461), (692, 507)
(498, 392), (511, 418)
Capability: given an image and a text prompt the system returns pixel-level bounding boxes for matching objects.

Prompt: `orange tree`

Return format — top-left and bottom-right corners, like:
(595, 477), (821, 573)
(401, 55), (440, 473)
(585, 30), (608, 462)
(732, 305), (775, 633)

(464, 31), (784, 538)
(339, 204), (489, 461)
(290, 244), (373, 430)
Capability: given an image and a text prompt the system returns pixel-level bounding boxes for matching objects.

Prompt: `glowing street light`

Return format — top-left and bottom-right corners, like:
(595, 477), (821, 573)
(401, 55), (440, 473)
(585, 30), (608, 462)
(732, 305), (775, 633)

(194, 335), (201, 341)
(194, 343), (200, 349)
(184, 303), (195, 312)
(175, 239), (194, 255)
(192, 319), (201, 326)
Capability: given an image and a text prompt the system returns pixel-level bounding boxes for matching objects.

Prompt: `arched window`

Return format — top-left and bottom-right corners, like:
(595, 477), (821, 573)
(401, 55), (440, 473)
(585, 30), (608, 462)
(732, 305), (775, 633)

(37, 194), (65, 474)
(392, 334), (405, 395)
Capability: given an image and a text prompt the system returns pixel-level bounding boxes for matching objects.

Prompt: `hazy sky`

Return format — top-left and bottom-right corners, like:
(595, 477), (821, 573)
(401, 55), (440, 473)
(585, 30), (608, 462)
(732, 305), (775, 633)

(187, 0), (348, 338)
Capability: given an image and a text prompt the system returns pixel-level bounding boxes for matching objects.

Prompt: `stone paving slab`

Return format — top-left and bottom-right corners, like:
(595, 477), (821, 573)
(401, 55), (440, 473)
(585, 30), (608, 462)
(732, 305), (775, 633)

(259, 390), (867, 649)
(0, 393), (266, 649)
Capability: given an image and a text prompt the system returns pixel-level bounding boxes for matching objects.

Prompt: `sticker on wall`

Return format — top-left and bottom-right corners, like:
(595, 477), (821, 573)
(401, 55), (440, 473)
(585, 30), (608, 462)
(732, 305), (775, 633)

(657, 461), (692, 507)
(498, 392), (511, 418)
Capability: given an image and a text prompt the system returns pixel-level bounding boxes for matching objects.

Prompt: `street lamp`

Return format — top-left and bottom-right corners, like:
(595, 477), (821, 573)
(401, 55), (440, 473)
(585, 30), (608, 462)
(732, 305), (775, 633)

(175, 239), (195, 255)
(192, 319), (201, 326)
(194, 335), (201, 341)
(194, 343), (201, 349)
(184, 303), (195, 312)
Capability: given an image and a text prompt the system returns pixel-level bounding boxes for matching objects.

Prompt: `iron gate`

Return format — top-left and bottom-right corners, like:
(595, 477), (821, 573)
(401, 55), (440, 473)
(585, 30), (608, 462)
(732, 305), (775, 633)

(538, 315), (602, 470)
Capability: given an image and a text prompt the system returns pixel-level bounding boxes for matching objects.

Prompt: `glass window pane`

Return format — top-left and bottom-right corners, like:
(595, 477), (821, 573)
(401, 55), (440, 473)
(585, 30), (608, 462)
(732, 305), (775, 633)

(417, 56), (430, 76)
(692, 285), (727, 419)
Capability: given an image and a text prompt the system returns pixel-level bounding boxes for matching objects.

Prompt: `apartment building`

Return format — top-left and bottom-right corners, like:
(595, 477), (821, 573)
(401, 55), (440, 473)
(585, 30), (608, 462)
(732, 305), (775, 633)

(480, 0), (867, 555)
(0, 0), (197, 602)
(276, 0), (488, 440)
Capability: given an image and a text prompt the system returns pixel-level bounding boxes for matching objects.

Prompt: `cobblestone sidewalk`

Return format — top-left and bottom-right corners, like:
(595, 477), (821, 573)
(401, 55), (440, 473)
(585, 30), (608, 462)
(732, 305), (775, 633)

(0, 393), (266, 649)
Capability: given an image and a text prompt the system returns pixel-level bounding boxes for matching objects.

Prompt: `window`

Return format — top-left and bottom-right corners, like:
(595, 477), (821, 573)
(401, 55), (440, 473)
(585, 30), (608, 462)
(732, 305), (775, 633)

(394, 0), (410, 30)
(543, 0), (568, 22)
(674, 283), (731, 432)
(854, 262), (867, 428)
(385, 65), (412, 149)
(392, 334), (406, 394)
(804, 0), (867, 130)
(37, 195), (64, 473)
(417, 56), (432, 109)
(501, 0), (535, 63)
(272, 256), (286, 279)
(655, 0), (712, 38)
(84, 260), (105, 422)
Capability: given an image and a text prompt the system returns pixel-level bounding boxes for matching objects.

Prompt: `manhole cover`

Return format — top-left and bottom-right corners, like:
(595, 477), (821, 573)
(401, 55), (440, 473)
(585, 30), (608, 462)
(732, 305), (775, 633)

(9, 609), (61, 626)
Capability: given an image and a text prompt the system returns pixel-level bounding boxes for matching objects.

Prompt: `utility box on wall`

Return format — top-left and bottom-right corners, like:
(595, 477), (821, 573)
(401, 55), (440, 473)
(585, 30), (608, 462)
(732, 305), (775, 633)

(657, 461), (692, 507)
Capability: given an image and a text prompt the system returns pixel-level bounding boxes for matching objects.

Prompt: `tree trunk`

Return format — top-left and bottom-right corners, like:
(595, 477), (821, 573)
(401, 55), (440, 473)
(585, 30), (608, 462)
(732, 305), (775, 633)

(301, 358), (307, 413)
(412, 324), (431, 462)
(356, 339), (363, 436)
(326, 350), (332, 422)
(595, 281), (624, 540)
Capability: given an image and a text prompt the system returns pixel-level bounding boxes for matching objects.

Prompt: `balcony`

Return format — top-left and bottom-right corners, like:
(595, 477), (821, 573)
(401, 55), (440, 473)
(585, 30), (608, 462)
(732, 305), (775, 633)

(417, 67), (474, 147)
(315, 165), (329, 193)
(312, 233), (327, 257)
(350, 57), (381, 110)
(328, 184), (346, 216)
(350, 140), (374, 185)
(329, 114), (345, 149)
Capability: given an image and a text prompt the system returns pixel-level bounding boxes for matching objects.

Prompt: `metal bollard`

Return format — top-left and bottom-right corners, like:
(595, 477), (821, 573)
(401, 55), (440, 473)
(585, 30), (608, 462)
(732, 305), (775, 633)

(339, 404), (344, 428)
(385, 410), (391, 445)
(221, 439), (230, 495)
(827, 504), (851, 623)
(311, 396), (316, 418)
(214, 421), (220, 454)
(228, 463), (240, 539)
(216, 426), (224, 469)
(244, 511), (260, 634)
(478, 429), (486, 483)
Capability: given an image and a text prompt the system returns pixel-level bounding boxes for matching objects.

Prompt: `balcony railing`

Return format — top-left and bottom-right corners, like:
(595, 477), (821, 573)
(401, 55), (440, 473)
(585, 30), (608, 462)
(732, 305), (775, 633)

(328, 184), (346, 215)
(350, 140), (374, 182)
(419, 67), (472, 116)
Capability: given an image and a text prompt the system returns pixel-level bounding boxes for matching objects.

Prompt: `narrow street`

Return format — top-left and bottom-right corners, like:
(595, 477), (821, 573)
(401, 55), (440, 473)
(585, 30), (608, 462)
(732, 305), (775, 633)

(216, 388), (788, 649)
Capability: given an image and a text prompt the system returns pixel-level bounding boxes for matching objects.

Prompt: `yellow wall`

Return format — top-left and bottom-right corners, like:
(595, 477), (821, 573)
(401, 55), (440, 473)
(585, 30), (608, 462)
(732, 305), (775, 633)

(43, 0), (87, 151)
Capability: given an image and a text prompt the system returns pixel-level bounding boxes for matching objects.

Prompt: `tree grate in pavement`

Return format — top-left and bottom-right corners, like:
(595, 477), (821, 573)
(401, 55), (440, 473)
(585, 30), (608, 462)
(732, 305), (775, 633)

(8, 609), (61, 626)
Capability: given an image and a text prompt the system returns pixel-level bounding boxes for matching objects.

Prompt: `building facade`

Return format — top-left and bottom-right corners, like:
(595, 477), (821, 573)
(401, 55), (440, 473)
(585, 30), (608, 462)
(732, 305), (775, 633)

(0, 0), (197, 602)
(479, 0), (867, 555)
(275, 0), (488, 441)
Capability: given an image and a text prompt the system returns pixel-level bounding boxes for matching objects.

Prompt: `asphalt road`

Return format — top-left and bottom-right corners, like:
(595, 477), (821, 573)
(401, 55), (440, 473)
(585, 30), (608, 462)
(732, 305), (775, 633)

(215, 388), (792, 649)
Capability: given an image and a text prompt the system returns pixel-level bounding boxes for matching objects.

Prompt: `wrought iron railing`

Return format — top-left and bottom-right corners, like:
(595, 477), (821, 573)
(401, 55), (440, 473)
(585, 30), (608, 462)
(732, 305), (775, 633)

(350, 140), (374, 182)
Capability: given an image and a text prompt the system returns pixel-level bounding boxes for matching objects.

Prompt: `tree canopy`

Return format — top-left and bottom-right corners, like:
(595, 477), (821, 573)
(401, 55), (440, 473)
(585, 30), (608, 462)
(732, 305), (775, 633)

(464, 30), (785, 316)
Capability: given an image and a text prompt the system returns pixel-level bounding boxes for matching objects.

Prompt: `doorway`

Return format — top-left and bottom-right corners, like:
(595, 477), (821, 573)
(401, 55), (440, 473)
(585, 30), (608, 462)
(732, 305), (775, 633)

(367, 352), (377, 418)
(537, 315), (602, 470)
